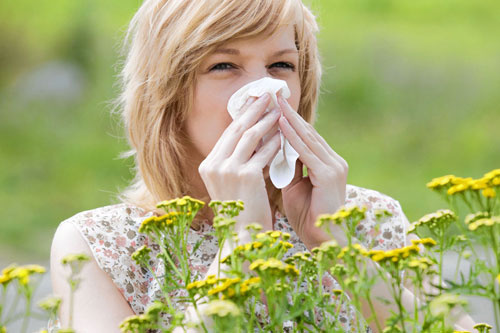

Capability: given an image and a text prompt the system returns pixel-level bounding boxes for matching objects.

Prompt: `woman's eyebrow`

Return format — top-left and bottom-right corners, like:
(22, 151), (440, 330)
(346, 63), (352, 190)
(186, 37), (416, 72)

(212, 48), (298, 57)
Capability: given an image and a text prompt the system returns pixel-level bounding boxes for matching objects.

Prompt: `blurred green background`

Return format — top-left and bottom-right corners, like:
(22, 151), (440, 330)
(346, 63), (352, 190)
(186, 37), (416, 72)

(1, 0), (499, 262)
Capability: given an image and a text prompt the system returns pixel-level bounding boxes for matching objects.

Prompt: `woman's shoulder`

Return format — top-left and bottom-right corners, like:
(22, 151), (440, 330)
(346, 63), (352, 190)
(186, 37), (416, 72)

(345, 184), (403, 214)
(57, 202), (155, 269)
(345, 184), (409, 250)
(61, 203), (154, 230)
(52, 203), (160, 313)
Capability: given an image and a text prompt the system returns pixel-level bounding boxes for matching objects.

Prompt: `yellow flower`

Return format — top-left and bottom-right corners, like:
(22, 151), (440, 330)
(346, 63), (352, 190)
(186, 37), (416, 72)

(407, 257), (434, 271)
(249, 258), (299, 276)
(0, 326), (5, 333)
(315, 206), (366, 227)
(8, 264), (46, 286)
(119, 314), (150, 331)
(473, 323), (492, 332)
(0, 264), (17, 286)
(269, 230), (282, 238)
(447, 183), (469, 195)
(157, 196), (205, 210)
(483, 168), (500, 180)
(213, 216), (236, 229)
(207, 277), (241, 297)
(369, 250), (386, 262)
(252, 241), (263, 249)
(470, 178), (489, 190)
(203, 299), (241, 317)
(468, 216), (500, 231)
(368, 245), (420, 264)
(496, 274), (500, 284)
(138, 216), (156, 233)
(332, 289), (343, 296)
(206, 274), (218, 285)
(411, 238), (437, 247)
(482, 187), (496, 198)
(245, 223), (263, 231)
(240, 277), (261, 294)
(465, 212), (491, 225)
(278, 240), (293, 250)
(38, 296), (62, 312)
(413, 209), (456, 230)
(313, 240), (339, 253)
(426, 175), (456, 189)
(131, 245), (152, 265)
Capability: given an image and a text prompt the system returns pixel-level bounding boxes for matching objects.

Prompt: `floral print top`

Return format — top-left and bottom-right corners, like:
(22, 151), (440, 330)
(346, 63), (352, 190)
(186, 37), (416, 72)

(51, 184), (408, 332)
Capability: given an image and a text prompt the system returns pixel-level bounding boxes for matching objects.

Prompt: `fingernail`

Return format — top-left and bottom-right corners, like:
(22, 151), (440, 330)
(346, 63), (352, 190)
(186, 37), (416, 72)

(261, 94), (270, 102)
(271, 108), (280, 116)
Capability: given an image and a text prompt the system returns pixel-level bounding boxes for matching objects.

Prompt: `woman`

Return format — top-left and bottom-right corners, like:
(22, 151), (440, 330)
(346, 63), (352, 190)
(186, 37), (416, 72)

(50, 0), (476, 331)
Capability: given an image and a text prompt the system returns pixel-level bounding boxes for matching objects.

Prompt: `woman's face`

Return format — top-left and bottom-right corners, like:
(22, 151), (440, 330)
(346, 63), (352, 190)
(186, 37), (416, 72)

(186, 25), (301, 168)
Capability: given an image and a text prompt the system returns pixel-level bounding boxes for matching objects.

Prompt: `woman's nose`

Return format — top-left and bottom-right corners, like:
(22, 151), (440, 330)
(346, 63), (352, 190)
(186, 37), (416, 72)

(244, 73), (272, 86)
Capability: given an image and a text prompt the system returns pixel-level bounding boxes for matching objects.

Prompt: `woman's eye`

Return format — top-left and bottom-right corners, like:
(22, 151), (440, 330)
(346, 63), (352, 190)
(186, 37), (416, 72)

(210, 63), (235, 71)
(269, 62), (295, 71)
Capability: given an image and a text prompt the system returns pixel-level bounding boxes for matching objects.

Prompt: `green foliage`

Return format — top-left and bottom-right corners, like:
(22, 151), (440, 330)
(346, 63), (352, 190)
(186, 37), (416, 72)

(1, 0), (500, 261)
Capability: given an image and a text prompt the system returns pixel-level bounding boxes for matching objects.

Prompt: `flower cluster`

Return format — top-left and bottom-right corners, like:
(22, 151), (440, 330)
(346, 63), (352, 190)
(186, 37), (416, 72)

(427, 169), (500, 199)
(368, 244), (420, 264)
(467, 215), (500, 231)
(0, 264), (45, 286)
(249, 258), (299, 277)
(138, 211), (183, 233)
(157, 195), (205, 217)
(208, 200), (244, 218)
(410, 209), (457, 232)
(204, 299), (241, 318)
(315, 206), (367, 227)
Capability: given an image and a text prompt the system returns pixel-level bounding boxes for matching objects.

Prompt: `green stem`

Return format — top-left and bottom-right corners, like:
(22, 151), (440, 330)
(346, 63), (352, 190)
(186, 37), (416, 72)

(410, 276), (418, 333)
(493, 300), (500, 333)
(69, 279), (76, 328)
(20, 295), (31, 333)
(453, 251), (462, 281)
(0, 285), (6, 322)
(144, 261), (174, 309)
(366, 293), (382, 332)
(5, 291), (20, 324)
(191, 298), (209, 333)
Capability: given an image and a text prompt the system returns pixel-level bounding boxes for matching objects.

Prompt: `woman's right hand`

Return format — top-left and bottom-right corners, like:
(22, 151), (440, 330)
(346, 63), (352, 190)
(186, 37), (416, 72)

(198, 93), (281, 231)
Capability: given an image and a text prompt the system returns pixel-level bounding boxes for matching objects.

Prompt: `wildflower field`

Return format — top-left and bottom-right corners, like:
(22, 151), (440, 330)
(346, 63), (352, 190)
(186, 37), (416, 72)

(1, 169), (499, 332)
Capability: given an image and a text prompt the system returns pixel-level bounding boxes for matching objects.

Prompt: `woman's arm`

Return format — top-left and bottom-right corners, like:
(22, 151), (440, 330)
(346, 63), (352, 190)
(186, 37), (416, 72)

(50, 221), (135, 332)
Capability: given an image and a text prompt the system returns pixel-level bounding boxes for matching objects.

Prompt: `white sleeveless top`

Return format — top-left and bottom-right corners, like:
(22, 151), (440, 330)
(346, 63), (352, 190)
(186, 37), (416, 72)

(51, 184), (408, 332)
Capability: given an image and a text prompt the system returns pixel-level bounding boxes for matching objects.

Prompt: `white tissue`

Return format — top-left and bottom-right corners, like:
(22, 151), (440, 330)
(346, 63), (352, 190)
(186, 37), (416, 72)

(227, 77), (300, 189)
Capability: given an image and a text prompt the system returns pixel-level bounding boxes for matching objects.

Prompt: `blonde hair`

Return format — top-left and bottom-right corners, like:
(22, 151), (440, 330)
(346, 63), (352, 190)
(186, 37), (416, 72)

(116, 0), (322, 216)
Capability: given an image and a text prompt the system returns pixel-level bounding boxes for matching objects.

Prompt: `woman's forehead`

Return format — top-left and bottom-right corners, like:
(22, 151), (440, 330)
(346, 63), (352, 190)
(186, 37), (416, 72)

(214, 25), (297, 53)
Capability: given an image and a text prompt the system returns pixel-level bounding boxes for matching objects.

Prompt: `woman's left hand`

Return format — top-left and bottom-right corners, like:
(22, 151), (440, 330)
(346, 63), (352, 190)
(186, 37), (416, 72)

(277, 96), (348, 249)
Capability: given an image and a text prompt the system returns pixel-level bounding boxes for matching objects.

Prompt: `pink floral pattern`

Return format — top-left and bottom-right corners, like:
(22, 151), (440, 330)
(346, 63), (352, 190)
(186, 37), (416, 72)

(49, 184), (408, 332)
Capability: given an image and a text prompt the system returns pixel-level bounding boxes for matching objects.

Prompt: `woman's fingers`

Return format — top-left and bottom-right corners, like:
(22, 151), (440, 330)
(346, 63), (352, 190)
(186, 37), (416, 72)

(278, 115), (325, 170)
(231, 109), (280, 163)
(278, 96), (348, 170)
(210, 94), (271, 159)
(247, 131), (281, 170)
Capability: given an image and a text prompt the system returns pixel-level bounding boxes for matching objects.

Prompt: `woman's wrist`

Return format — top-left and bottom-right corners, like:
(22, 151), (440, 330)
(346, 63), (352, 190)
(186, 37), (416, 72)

(301, 223), (349, 250)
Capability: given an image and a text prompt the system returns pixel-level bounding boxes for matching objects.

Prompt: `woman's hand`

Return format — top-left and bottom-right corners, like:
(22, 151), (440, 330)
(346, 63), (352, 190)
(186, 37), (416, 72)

(277, 96), (348, 249)
(198, 94), (281, 232)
